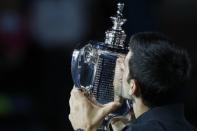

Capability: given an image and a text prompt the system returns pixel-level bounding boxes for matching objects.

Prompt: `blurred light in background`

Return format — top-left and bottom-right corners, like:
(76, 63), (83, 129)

(0, 94), (31, 117)
(0, 94), (12, 116)
(31, 0), (89, 47)
(0, 12), (20, 33)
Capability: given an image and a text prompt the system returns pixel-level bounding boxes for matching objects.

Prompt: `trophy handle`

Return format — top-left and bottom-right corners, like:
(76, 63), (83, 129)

(71, 50), (81, 88)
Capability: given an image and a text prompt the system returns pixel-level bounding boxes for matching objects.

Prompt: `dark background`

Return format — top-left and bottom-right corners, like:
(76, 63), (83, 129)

(0, 0), (197, 131)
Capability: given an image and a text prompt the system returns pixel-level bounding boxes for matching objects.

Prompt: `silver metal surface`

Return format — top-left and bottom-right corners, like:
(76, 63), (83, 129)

(71, 3), (131, 131)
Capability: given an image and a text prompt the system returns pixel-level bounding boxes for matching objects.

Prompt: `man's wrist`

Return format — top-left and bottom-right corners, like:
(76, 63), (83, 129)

(75, 126), (97, 131)
(75, 129), (84, 131)
(86, 126), (97, 131)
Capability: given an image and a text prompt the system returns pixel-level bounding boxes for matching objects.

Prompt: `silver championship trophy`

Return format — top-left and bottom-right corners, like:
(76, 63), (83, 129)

(71, 3), (132, 130)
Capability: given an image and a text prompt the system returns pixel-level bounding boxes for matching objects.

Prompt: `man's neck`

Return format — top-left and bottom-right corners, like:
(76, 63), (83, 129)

(133, 99), (150, 118)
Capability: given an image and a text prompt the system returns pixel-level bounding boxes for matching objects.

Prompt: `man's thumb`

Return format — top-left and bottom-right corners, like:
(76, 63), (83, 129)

(102, 101), (121, 116)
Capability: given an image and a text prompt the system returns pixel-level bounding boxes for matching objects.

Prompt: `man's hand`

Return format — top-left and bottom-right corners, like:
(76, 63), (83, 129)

(69, 88), (121, 131)
(110, 111), (135, 131)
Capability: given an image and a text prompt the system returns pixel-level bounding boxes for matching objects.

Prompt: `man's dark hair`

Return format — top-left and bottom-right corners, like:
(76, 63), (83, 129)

(128, 32), (191, 107)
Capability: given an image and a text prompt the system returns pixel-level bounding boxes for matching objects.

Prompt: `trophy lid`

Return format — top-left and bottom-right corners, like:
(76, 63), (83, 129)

(111, 3), (127, 30)
(105, 3), (127, 49)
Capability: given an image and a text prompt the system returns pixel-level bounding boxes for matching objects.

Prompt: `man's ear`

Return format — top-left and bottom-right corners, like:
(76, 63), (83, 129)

(128, 79), (140, 97)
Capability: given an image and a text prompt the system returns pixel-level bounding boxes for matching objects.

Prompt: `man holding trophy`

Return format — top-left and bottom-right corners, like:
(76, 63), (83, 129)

(69, 3), (196, 131)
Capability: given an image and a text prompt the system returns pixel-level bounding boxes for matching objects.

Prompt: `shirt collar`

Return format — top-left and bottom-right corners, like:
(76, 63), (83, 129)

(135, 104), (185, 123)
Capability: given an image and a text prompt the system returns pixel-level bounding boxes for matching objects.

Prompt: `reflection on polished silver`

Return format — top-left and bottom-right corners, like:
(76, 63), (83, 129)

(71, 3), (131, 131)
(83, 44), (98, 64)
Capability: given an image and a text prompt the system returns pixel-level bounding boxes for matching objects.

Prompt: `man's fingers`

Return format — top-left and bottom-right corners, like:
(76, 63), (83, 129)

(68, 114), (78, 130)
(70, 88), (87, 101)
(101, 101), (121, 116)
(95, 101), (121, 122)
(68, 114), (72, 121)
(71, 88), (101, 107)
(70, 88), (82, 96)
(86, 94), (103, 107)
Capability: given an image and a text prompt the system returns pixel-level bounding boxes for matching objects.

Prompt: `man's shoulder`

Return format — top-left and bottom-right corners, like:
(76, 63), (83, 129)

(122, 120), (166, 131)
(122, 120), (197, 131)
